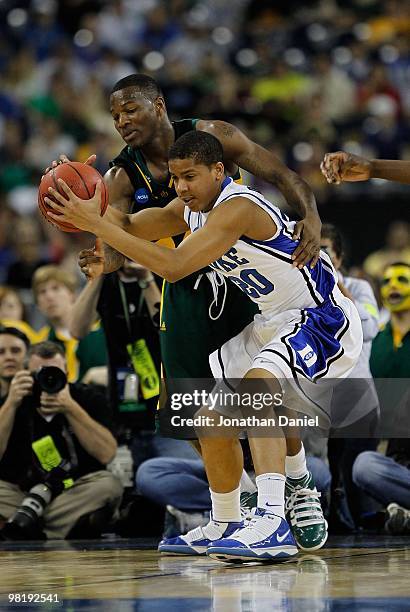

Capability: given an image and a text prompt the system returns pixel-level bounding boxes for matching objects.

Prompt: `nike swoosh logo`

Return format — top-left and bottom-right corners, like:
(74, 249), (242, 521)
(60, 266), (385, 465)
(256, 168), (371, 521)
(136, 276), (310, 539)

(276, 530), (290, 543)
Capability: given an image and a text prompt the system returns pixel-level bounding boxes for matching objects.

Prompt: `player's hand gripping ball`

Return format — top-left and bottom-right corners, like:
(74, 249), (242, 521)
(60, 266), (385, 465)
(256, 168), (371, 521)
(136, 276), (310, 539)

(38, 162), (108, 232)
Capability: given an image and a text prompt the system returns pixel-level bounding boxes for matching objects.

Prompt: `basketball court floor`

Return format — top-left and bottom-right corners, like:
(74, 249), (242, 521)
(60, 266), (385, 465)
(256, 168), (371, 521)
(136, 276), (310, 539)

(0, 535), (409, 610)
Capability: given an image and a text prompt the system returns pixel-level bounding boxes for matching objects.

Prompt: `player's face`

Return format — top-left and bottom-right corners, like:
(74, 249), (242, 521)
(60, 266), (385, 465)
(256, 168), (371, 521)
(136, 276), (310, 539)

(380, 265), (410, 312)
(169, 158), (225, 212)
(35, 281), (75, 320)
(110, 88), (164, 148)
(0, 335), (27, 381)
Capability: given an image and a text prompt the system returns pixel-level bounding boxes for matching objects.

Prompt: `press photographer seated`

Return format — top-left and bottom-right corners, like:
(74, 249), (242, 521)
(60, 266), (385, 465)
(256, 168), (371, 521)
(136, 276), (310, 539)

(0, 329), (123, 540)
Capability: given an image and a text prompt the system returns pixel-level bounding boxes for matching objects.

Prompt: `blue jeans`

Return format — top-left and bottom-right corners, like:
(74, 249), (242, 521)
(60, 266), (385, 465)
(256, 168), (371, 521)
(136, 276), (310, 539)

(136, 455), (331, 512)
(130, 433), (198, 472)
(352, 451), (410, 509)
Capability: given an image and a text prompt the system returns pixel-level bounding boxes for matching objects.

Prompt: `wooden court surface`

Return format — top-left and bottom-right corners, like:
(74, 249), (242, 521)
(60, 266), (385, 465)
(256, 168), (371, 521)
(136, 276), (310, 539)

(0, 535), (409, 610)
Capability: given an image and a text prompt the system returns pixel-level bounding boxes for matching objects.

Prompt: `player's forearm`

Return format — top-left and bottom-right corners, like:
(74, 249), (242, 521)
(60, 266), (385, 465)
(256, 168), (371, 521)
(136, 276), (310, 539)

(277, 170), (320, 222)
(102, 244), (125, 273)
(370, 159), (410, 184)
(95, 219), (185, 282)
(69, 276), (104, 339)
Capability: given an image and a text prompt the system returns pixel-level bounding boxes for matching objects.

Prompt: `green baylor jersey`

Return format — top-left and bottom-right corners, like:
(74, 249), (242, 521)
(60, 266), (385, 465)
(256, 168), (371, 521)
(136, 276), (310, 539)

(109, 119), (258, 378)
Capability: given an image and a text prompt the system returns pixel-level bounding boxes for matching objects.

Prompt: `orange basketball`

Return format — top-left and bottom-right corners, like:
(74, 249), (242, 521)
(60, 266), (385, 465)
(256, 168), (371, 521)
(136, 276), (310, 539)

(38, 162), (108, 232)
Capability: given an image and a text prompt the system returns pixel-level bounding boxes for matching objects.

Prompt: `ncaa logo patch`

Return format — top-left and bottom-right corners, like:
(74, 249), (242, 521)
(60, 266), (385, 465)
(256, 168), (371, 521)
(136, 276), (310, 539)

(297, 344), (317, 368)
(134, 188), (150, 205)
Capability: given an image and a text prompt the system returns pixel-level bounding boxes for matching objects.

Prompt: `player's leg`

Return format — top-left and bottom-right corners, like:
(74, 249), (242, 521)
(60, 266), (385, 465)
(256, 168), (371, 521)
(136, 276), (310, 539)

(206, 369), (297, 562)
(284, 429), (328, 551)
(158, 419), (245, 556)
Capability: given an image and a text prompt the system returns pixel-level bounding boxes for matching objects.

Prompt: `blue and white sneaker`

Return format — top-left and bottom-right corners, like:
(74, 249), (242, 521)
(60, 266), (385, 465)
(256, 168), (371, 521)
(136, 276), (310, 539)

(207, 508), (298, 563)
(158, 519), (242, 556)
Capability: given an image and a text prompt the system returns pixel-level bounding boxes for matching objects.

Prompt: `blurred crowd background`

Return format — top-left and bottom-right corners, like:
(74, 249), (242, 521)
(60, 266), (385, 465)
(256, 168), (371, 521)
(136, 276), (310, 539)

(0, 0), (409, 330)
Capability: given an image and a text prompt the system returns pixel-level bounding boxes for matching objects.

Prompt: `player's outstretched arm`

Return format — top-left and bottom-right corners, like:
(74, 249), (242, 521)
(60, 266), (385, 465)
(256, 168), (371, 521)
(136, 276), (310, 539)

(321, 152), (371, 184)
(45, 176), (188, 240)
(45, 181), (191, 280)
(197, 119), (321, 269)
(321, 151), (410, 185)
(47, 190), (251, 282)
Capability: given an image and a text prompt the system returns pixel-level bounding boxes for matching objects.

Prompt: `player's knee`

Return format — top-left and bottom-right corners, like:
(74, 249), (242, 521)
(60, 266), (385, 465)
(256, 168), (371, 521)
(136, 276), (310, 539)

(199, 437), (238, 456)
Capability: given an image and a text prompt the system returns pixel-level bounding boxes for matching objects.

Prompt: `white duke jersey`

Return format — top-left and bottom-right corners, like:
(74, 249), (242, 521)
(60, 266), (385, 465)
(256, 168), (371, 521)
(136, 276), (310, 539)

(184, 178), (363, 422)
(184, 177), (338, 315)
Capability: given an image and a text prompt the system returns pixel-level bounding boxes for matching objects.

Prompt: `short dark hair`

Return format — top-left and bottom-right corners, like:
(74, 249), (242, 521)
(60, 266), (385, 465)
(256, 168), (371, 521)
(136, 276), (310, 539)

(321, 223), (344, 260)
(27, 341), (66, 361)
(169, 131), (224, 167)
(0, 326), (30, 349)
(110, 73), (163, 100)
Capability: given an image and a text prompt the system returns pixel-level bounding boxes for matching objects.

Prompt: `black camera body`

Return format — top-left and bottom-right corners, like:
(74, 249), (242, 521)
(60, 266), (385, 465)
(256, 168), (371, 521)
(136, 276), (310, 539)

(30, 366), (67, 405)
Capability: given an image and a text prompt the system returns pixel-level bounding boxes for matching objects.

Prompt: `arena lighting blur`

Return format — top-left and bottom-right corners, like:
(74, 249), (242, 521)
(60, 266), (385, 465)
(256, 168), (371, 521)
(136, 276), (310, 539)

(284, 48), (305, 68)
(236, 48), (258, 68)
(143, 51), (165, 72)
(332, 47), (353, 66)
(212, 27), (234, 46)
(306, 23), (328, 43)
(293, 142), (314, 163)
(353, 22), (371, 40)
(74, 29), (94, 48)
(380, 45), (400, 63)
(7, 8), (27, 28)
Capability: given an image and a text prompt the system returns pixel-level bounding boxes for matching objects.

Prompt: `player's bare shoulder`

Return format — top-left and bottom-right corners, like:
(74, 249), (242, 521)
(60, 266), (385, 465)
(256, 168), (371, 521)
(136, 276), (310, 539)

(196, 119), (238, 140)
(104, 165), (135, 210)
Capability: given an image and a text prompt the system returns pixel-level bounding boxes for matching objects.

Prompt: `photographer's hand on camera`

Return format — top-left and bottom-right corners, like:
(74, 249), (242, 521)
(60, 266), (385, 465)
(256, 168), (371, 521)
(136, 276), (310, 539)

(7, 370), (33, 408)
(38, 384), (75, 418)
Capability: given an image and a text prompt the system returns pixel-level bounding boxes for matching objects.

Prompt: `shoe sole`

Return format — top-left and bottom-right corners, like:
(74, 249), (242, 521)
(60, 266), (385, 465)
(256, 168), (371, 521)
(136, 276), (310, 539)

(207, 545), (298, 563)
(158, 545), (207, 556)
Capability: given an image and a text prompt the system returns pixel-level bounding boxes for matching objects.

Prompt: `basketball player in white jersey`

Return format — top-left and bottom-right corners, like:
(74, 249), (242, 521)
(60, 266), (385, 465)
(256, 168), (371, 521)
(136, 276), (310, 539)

(45, 130), (363, 562)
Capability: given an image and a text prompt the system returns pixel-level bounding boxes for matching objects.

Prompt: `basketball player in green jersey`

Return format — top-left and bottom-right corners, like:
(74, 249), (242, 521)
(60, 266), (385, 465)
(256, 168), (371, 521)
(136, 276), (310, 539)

(53, 73), (322, 380)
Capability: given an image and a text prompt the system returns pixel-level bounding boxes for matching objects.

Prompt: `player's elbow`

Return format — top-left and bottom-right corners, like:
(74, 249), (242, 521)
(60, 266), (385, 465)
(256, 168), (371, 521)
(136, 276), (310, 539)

(163, 268), (182, 283)
(162, 257), (186, 283)
(68, 319), (92, 340)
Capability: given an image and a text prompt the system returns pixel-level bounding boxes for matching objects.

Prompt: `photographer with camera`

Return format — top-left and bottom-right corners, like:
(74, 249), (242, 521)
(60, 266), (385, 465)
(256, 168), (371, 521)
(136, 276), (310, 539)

(0, 329), (122, 539)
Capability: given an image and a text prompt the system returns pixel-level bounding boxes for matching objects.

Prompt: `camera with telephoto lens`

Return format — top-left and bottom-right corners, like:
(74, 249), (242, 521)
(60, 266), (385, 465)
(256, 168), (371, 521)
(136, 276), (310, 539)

(32, 366), (67, 398)
(1, 461), (72, 540)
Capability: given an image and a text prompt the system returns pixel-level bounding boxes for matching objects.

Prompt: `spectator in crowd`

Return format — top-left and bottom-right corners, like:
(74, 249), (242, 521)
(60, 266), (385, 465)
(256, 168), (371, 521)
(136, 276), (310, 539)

(6, 218), (49, 290)
(32, 265), (107, 382)
(321, 223), (380, 530)
(363, 221), (410, 280)
(0, 286), (38, 343)
(0, 333), (122, 539)
(70, 243), (161, 429)
(70, 241), (198, 471)
(353, 262), (410, 534)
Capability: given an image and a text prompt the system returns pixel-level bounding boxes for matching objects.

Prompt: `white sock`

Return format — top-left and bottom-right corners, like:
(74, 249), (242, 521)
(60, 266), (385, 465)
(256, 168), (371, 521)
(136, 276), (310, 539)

(285, 444), (309, 480)
(256, 473), (285, 518)
(240, 470), (257, 494)
(210, 486), (241, 523)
